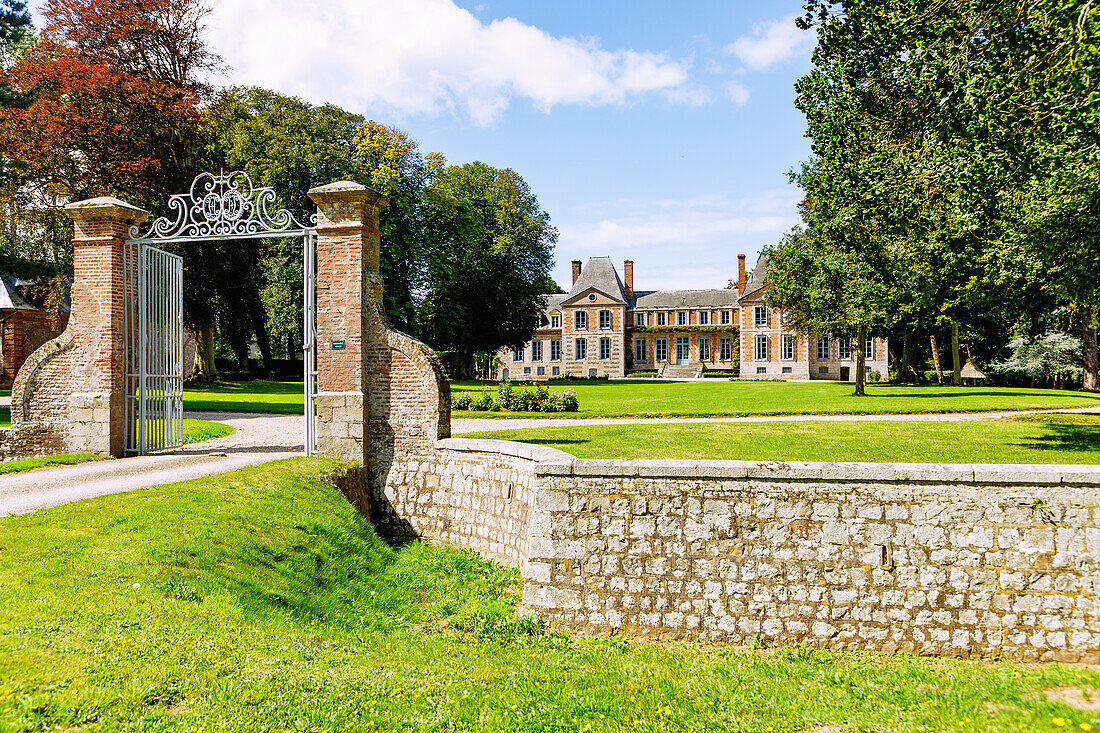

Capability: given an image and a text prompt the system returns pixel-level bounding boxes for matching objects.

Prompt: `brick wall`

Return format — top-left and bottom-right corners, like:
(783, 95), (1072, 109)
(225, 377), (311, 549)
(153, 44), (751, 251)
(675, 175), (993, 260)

(356, 439), (1100, 662)
(1, 309), (69, 387)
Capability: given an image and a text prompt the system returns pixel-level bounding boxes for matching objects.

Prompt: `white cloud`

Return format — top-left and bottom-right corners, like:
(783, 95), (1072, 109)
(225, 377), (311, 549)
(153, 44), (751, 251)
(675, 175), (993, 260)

(724, 14), (815, 71)
(554, 189), (802, 290)
(207, 0), (691, 125)
(726, 80), (750, 106)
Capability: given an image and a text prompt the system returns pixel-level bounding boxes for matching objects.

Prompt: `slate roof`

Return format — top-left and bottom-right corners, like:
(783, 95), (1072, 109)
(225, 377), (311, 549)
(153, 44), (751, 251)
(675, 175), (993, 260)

(0, 272), (71, 312)
(739, 254), (769, 300)
(631, 289), (739, 309)
(565, 256), (626, 303)
(537, 293), (567, 327)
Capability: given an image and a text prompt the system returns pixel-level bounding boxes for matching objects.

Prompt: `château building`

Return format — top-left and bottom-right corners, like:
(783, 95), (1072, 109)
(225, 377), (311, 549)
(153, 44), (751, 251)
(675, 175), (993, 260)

(497, 255), (888, 381)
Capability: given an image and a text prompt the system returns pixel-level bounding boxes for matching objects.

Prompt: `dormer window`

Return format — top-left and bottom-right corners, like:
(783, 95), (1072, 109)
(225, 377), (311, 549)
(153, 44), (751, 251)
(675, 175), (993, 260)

(677, 311), (687, 326)
(551, 314), (560, 328)
(635, 312), (645, 327)
(656, 312), (666, 326)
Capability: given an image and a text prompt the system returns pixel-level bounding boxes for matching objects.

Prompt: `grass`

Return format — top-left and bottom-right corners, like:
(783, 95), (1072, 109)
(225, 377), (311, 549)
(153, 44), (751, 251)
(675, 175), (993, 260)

(1, 459), (1099, 731)
(466, 413), (1100, 464)
(0, 419), (233, 475)
(452, 380), (1100, 419)
(182, 378), (1100, 420)
(184, 379), (304, 414)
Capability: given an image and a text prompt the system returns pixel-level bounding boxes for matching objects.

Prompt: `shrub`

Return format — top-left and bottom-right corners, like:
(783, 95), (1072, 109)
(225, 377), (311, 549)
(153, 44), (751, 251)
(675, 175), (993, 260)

(559, 388), (579, 412)
(470, 392), (495, 411)
(867, 370), (882, 382)
(451, 392), (472, 410)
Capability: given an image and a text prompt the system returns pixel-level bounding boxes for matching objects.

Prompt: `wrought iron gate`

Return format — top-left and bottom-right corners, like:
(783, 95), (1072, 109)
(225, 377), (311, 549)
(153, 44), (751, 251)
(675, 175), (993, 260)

(125, 170), (318, 455)
(124, 243), (184, 454)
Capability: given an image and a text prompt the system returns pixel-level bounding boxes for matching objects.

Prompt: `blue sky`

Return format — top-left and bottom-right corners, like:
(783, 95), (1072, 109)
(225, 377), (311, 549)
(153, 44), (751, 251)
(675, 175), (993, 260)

(41, 1), (818, 291)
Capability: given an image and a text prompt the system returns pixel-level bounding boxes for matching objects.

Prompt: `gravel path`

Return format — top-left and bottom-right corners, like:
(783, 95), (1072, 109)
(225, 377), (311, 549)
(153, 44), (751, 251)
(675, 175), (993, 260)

(0, 412), (301, 516)
(451, 406), (1100, 434)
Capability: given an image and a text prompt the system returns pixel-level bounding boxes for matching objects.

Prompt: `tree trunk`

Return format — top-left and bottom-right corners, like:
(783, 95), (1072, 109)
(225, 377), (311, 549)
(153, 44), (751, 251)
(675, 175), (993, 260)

(930, 333), (944, 383)
(854, 324), (867, 396)
(901, 330), (918, 382)
(1084, 306), (1098, 392)
(950, 322), (962, 385)
(247, 289), (273, 376)
(193, 322), (219, 381)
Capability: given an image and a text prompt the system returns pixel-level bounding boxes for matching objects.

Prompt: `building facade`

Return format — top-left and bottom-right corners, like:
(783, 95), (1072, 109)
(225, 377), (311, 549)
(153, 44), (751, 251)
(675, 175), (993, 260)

(497, 255), (888, 381)
(1, 273), (70, 388)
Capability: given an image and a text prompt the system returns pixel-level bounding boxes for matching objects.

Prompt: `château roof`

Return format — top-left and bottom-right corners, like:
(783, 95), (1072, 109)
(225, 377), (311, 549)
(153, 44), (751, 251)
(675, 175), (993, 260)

(631, 289), (739, 309)
(739, 254), (769, 300)
(0, 272), (71, 313)
(566, 256), (627, 303)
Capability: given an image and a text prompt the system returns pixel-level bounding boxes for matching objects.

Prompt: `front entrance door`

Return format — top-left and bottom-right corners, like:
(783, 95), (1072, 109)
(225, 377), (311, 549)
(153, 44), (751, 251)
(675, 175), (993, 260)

(840, 366), (850, 381)
(675, 337), (689, 365)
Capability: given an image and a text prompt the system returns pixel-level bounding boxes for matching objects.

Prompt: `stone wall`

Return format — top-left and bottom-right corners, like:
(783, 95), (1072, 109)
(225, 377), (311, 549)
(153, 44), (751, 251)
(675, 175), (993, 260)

(367, 441), (1100, 662)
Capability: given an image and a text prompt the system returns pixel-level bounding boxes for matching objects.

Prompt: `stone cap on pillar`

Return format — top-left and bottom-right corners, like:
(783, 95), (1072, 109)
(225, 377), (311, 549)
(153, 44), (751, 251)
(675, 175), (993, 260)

(64, 196), (150, 224)
(307, 180), (388, 208)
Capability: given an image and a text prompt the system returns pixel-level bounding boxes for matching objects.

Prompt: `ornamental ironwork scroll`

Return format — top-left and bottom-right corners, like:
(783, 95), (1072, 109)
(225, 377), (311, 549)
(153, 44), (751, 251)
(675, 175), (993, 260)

(127, 170), (314, 242)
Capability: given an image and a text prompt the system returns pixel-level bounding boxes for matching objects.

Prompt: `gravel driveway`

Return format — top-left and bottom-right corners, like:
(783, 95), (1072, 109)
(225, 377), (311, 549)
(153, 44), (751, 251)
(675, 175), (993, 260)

(0, 412), (301, 516)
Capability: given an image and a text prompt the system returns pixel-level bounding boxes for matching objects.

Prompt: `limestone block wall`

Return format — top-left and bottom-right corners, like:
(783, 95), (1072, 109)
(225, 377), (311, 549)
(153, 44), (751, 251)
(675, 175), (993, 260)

(363, 441), (1100, 663)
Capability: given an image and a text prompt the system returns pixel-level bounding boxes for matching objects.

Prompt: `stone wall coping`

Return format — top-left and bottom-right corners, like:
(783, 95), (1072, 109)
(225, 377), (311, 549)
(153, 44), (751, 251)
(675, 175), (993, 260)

(436, 437), (1100, 484)
(436, 437), (576, 465)
(65, 196), (150, 223)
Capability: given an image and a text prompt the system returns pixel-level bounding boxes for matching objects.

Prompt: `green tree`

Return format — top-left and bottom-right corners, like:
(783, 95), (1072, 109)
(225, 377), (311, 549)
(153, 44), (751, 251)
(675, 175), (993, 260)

(420, 161), (556, 378)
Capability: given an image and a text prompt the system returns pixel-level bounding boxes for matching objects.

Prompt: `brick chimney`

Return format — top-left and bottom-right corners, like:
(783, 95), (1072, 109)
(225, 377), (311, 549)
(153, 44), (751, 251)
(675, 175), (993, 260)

(737, 254), (747, 296)
(572, 259), (582, 285)
(623, 259), (633, 300)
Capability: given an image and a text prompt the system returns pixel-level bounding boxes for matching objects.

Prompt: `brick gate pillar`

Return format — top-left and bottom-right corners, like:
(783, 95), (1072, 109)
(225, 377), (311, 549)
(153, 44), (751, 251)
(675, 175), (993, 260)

(307, 181), (388, 461)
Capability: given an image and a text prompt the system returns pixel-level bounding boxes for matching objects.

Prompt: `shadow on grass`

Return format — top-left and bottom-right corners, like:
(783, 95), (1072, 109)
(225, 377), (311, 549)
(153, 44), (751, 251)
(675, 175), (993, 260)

(1015, 421), (1100, 453)
(864, 389), (1100, 400)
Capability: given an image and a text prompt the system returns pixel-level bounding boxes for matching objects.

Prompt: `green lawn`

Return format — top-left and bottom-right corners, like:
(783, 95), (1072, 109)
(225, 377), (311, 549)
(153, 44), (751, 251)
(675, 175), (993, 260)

(466, 413), (1100, 464)
(452, 380), (1100, 418)
(183, 379), (1100, 420)
(184, 379), (304, 414)
(0, 459), (1097, 731)
(0, 418), (233, 475)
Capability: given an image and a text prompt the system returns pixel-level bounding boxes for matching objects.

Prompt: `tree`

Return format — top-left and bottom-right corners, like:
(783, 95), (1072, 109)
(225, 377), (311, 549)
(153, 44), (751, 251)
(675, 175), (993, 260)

(420, 162), (556, 377)
(199, 87), (363, 376)
(991, 333), (1083, 389)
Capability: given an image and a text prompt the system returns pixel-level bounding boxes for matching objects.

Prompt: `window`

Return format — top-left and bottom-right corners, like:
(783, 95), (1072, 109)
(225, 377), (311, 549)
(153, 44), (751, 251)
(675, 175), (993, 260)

(817, 336), (831, 360)
(754, 306), (768, 327)
(551, 314), (560, 328)
(537, 366), (545, 376)
(677, 311), (687, 326)
(782, 366), (792, 374)
(656, 312), (667, 326)
(550, 339), (561, 361)
(574, 338), (587, 359)
(782, 334), (795, 360)
(721, 310), (731, 325)
(512, 345), (524, 362)
(574, 311), (588, 330)
(755, 334), (769, 361)
(531, 340), (543, 361)
(838, 338), (852, 360)
(819, 366), (829, 375)
(655, 337), (668, 362)
(635, 312), (645, 327)
(757, 366), (767, 375)
(699, 311), (709, 325)
(599, 337), (611, 360)
(699, 337), (711, 361)
(523, 367), (531, 375)
(634, 337), (647, 362)
(552, 366), (560, 376)
(588, 293), (597, 301)
(719, 336), (732, 361)
(599, 309), (612, 329)
(865, 338), (874, 359)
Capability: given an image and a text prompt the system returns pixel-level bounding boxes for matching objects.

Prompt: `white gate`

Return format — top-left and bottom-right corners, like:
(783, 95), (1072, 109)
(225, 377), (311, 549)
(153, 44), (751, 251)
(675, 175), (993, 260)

(124, 243), (184, 454)
(125, 171), (318, 455)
